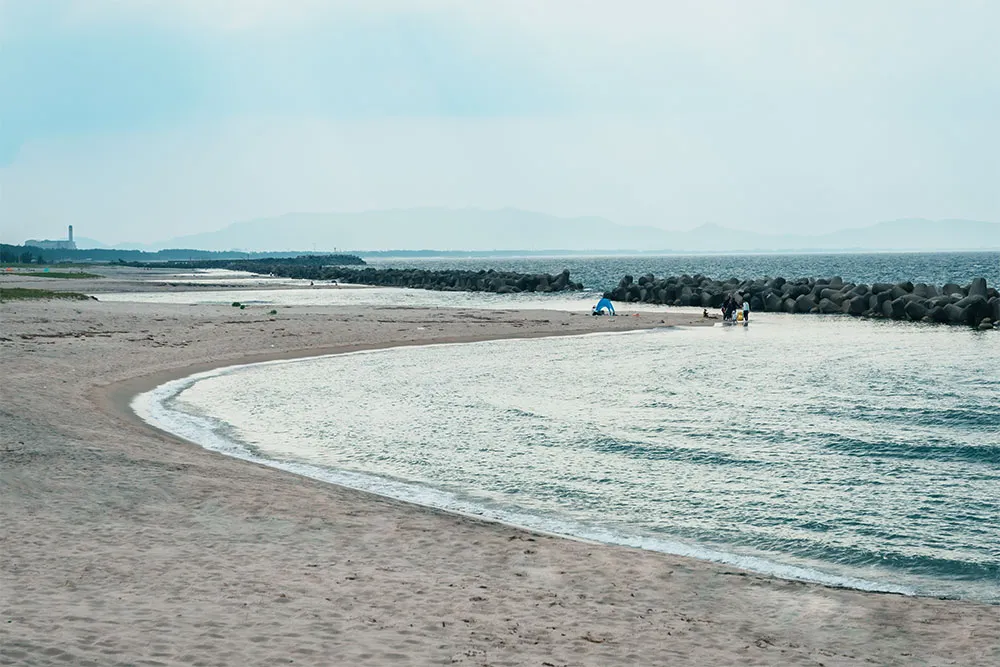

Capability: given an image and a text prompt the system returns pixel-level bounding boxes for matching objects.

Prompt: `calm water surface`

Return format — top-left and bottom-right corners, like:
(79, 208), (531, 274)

(136, 314), (1000, 602)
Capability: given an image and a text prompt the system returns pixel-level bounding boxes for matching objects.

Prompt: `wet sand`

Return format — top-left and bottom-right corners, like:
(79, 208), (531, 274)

(1, 272), (997, 666)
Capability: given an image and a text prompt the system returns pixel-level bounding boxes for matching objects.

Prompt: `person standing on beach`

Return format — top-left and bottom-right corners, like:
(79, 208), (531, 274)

(743, 298), (750, 323)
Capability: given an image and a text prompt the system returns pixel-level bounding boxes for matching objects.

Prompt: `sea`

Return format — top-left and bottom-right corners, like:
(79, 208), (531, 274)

(362, 251), (1000, 291)
(124, 252), (1000, 603)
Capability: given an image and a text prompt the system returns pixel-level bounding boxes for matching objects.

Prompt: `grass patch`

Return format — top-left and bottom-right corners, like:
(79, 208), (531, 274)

(9, 271), (103, 279)
(0, 287), (93, 302)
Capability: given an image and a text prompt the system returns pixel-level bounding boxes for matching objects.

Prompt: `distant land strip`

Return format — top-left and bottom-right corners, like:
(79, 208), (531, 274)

(0, 244), (356, 264)
(123, 255), (367, 271)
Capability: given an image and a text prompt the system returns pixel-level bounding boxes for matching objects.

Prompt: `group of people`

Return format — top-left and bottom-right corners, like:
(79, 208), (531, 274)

(592, 294), (749, 323)
(722, 294), (749, 323)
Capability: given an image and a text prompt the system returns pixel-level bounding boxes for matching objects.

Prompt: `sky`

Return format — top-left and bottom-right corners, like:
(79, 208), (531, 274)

(2, 0), (998, 245)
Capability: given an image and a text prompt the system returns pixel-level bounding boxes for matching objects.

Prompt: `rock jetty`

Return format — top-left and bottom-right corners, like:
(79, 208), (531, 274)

(604, 274), (999, 329)
(294, 266), (584, 293)
(138, 257), (584, 294)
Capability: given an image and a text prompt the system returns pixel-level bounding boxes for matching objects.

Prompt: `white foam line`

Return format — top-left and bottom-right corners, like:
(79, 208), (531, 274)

(131, 336), (915, 598)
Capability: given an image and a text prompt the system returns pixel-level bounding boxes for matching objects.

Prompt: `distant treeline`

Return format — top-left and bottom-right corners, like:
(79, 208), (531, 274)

(121, 254), (366, 271)
(1, 245), (47, 264)
(0, 244), (359, 264)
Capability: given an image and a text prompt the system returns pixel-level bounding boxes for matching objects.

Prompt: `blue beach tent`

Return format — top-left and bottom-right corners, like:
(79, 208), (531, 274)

(593, 297), (615, 315)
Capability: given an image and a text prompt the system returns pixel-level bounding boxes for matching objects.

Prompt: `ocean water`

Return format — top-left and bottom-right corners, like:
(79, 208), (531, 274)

(135, 314), (1000, 603)
(364, 251), (1000, 290)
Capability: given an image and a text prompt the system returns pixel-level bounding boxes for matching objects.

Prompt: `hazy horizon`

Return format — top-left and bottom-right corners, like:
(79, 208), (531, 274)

(3, 1), (998, 246)
(18, 209), (1000, 251)
(48, 210), (1000, 254)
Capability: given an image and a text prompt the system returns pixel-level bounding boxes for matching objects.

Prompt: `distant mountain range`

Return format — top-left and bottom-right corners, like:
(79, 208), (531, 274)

(77, 209), (1000, 253)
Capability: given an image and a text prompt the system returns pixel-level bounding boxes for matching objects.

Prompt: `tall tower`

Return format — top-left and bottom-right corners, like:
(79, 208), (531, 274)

(68, 225), (74, 243)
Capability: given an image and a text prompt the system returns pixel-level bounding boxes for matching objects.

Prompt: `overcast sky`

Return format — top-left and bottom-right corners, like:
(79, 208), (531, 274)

(2, 0), (998, 245)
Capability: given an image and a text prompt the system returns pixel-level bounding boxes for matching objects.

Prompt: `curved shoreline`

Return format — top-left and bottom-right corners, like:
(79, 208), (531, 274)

(127, 333), (918, 599)
(4, 295), (998, 666)
(102, 328), (668, 448)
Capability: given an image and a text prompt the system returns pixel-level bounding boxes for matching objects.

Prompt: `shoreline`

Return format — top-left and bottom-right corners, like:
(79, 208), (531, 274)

(3, 285), (999, 665)
(125, 331), (916, 601)
(104, 327), (669, 447)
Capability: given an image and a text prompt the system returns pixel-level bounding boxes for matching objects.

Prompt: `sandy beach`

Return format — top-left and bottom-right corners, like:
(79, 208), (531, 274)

(2, 273), (998, 666)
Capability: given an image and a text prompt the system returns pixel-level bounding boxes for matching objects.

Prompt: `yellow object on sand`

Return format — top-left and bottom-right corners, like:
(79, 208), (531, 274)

(737, 311), (744, 321)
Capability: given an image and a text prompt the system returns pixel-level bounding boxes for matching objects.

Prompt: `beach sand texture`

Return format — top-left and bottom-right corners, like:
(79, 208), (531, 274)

(2, 282), (998, 666)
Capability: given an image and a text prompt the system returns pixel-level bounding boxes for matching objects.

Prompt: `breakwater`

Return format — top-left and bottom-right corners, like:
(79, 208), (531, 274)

(133, 257), (582, 293)
(294, 266), (583, 293)
(604, 274), (999, 328)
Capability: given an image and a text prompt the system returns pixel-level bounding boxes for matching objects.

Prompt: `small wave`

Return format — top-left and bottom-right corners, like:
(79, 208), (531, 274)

(587, 435), (771, 467)
(821, 436), (1000, 465)
(501, 407), (547, 420)
(718, 529), (1000, 580)
(814, 404), (1000, 431)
